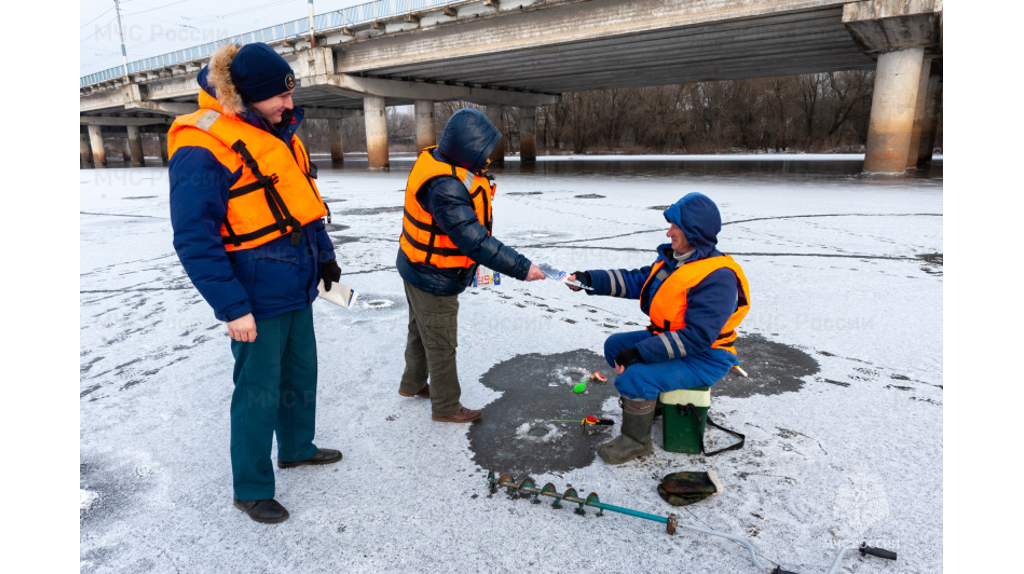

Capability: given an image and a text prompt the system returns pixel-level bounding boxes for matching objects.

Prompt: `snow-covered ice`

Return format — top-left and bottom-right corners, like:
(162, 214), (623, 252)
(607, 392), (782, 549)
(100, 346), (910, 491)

(80, 156), (942, 573)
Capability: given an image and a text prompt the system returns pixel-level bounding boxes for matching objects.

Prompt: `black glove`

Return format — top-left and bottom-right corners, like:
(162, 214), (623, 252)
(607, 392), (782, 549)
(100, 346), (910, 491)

(321, 260), (342, 291)
(570, 271), (591, 291)
(615, 347), (643, 368)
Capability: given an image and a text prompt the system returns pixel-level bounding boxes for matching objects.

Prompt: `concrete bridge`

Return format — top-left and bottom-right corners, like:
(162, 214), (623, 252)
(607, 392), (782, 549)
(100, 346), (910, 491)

(79, 0), (942, 174)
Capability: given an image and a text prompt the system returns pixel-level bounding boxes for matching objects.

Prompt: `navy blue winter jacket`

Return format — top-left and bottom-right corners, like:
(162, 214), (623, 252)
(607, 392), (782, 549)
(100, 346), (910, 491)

(585, 193), (739, 364)
(397, 108), (532, 296)
(169, 67), (336, 322)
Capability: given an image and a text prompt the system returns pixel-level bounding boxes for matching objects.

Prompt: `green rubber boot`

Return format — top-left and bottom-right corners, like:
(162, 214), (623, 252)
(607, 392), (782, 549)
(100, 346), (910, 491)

(598, 397), (656, 465)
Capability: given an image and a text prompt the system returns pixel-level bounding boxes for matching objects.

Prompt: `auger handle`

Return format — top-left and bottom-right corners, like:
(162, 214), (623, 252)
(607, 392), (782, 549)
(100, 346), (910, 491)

(859, 543), (897, 561)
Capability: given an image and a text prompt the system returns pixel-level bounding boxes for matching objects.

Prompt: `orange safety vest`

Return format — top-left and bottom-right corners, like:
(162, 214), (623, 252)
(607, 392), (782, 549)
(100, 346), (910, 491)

(642, 255), (751, 355)
(399, 147), (494, 268)
(168, 100), (328, 252)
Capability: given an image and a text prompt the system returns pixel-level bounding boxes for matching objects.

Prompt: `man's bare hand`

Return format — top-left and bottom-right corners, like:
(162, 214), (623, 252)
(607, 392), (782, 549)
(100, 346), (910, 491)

(227, 314), (257, 342)
(614, 361), (626, 375)
(566, 273), (582, 291)
(525, 264), (546, 282)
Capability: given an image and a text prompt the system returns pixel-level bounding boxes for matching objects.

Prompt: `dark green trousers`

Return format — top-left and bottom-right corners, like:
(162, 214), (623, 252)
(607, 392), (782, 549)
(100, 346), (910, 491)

(230, 307), (319, 501)
(400, 280), (463, 417)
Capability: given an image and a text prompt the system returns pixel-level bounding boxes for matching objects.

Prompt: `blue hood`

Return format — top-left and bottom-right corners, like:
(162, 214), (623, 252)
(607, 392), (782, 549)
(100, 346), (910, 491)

(436, 108), (502, 172)
(663, 192), (721, 260)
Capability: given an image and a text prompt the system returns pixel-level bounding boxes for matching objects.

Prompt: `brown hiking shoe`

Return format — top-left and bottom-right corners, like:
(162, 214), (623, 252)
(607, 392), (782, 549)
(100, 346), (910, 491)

(432, 407), (482, 423)
(399, 385), (430, 398)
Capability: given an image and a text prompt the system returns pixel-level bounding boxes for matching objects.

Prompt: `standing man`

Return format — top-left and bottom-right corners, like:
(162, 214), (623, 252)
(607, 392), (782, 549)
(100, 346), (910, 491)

(566, 193), (751, 464)
(169, 43), (343, 524)
(397, 108), (545, 423)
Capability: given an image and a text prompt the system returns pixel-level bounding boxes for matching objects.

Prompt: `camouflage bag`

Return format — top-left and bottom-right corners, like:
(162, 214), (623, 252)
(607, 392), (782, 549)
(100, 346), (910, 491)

(657, 471), (723, 506)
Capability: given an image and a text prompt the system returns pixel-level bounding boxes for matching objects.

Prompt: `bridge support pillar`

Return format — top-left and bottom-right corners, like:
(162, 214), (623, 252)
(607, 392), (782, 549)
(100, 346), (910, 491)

(485, 105), (505, 165)
(121, 137), (133, 167)
(414, 100), (435, 152)
(863, 47), (924, 174)
(329, 119), (344, 165)
(917, 66), (942, 165)
(905, 58), (932, 170)
(843, 1), (941, 175)
(295, 120), (313, 156)
(126, 125), (145, 167)
(519, 107), (537, 163)
(88, 125), (107, 169)
(80, 133), (94, 169)
(158, 132), (169, 166)
(364, 96), (389, 170)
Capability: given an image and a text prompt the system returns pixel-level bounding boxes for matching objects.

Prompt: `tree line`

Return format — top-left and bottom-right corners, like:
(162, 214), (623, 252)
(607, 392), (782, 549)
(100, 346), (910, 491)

(309, 70), (942, 156)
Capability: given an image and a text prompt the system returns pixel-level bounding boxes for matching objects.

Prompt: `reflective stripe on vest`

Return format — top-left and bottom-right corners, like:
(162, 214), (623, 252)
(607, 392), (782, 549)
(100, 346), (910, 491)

(168, 109), (328, 252)
(642, 255), (751, 355)
(399, 147), (494, 268)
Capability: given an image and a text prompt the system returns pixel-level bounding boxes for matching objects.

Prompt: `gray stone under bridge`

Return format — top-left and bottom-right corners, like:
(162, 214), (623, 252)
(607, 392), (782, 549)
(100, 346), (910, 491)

(79, 0), (942, 174)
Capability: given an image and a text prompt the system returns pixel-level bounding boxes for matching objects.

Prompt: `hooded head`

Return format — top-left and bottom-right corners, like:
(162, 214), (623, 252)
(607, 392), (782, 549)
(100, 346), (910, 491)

(662, 193), (722, 259)
(436, 108), (502, 172)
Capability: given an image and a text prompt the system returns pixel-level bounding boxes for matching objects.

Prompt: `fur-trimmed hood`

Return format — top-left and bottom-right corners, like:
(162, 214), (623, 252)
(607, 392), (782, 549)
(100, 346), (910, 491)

(196, 44), (245, 116)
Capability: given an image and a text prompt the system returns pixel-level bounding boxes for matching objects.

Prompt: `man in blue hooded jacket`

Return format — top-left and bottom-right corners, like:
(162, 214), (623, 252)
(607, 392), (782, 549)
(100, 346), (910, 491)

(397, 108), (545, 423)
(567, 193), (751, 464)
(169, 43), (343, 523)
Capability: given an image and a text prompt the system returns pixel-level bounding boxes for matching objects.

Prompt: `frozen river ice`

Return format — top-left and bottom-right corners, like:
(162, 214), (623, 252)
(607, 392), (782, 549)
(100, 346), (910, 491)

(80, 154), (942, 573)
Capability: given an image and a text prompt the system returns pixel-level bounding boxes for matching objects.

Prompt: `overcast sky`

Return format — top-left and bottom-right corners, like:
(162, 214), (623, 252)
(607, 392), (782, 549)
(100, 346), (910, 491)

(80, 0), (367, 77)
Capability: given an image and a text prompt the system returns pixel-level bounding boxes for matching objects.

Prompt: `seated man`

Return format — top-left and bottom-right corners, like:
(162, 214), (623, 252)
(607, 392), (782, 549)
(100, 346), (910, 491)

(567, 193), (750, 464)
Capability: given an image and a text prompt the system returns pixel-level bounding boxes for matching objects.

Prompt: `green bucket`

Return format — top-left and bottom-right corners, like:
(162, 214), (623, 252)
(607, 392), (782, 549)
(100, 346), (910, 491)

(660, 386), (711, 454)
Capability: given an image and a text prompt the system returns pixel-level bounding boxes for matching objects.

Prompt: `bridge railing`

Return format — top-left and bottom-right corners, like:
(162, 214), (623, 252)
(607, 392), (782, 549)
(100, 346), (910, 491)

(81, 0), (467, 87)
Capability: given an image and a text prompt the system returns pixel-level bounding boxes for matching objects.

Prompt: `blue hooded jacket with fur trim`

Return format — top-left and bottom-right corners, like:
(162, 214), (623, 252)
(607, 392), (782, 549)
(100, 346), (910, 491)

(169, 60), (335, 323)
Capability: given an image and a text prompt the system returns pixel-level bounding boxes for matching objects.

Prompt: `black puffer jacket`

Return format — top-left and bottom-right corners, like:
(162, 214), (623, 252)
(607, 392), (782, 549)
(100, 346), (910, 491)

(397, 108), (532, 296)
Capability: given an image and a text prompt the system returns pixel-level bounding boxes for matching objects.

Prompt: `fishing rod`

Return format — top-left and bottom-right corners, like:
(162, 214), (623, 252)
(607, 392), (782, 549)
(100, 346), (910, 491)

(486, 472), (897, 574)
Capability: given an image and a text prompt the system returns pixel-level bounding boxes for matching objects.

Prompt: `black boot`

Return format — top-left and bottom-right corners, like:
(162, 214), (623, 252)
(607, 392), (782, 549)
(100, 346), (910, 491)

(277, 448), (343, 468)
(233, 498), (289, 524)
(598, 397), (656, 465)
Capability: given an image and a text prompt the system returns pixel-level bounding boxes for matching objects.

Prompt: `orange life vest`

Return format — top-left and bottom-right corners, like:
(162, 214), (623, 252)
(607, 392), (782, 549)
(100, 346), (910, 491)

(399, 147), (494, 268)
(168, 97), (328, 252)
(643, 255), (751, 355)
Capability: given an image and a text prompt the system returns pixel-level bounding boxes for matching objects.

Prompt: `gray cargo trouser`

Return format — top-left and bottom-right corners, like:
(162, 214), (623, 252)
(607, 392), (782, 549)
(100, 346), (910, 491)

(400, 280), (463, 417)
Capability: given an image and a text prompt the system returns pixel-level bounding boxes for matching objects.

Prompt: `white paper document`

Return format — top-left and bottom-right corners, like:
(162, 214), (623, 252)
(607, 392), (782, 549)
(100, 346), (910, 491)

(317, 280), (359, 309)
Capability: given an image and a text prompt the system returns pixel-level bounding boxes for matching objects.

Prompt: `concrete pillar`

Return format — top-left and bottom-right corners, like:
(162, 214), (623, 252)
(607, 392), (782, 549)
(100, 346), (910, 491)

(905, 59), (932, 169)
(519, 107), (537, 163)
(414, 100), (435, 152)
(80, 133), (94, 169)
(88, 125), (107, 169)
(158, 132), (169, 166)
(121, 137), (132, 166)
(485, 105), (505, 165)
(917, 69), (942, 165)
(295, 120), (312, 154)
(863, 47), (925, 174)
(126, 125), (145, 167)
(328, 118), (344, 165)
(364, 96), (389, 170)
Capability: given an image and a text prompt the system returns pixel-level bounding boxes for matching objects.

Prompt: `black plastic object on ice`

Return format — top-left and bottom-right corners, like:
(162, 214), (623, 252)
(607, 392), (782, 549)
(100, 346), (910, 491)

(859, 543), (897, 561)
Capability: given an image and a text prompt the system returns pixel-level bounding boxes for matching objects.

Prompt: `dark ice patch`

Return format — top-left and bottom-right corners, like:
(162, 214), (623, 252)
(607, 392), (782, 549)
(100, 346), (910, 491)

(573, 194), (605, 199)
(469, 349), (618, 477)
(917, 252), (942, 275)
(649, 205), (671, 210)
(713, 334), (819, 398)
(507, 191), (544, 196)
